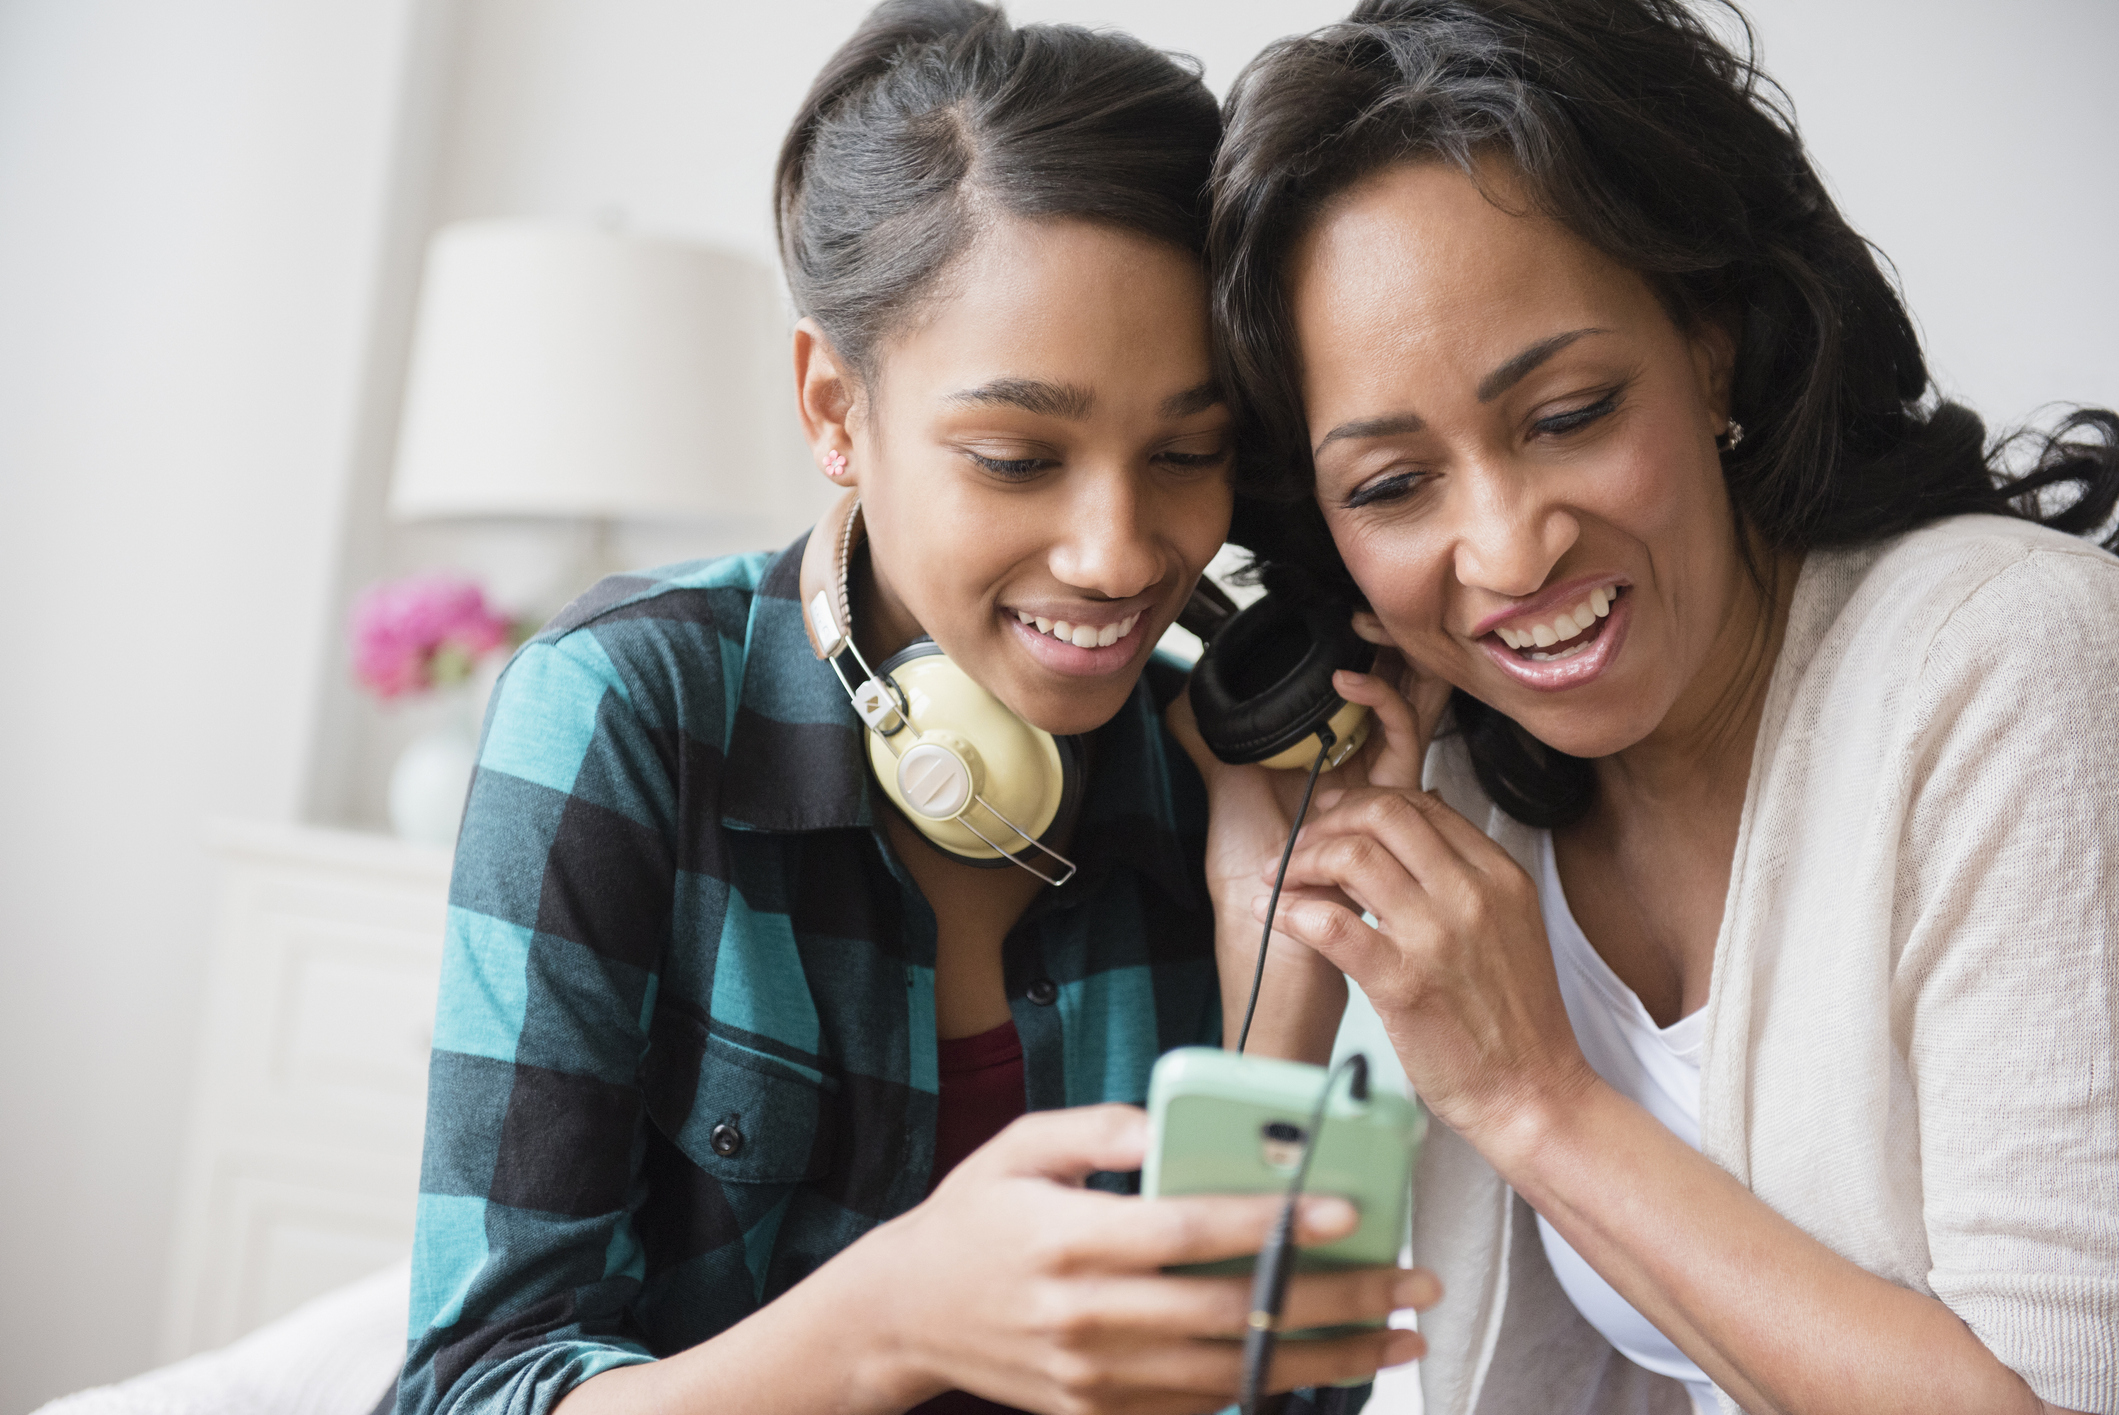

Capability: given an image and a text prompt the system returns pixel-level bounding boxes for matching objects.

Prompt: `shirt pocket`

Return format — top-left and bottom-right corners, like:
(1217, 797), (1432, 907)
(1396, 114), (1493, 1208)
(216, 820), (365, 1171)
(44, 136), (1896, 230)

(641, 1006), (839, 1186)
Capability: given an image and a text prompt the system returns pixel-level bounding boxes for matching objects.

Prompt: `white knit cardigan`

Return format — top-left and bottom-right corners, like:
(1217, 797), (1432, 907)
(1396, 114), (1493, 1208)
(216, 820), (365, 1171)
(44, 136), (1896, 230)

(1406, 515), (2119, 1415)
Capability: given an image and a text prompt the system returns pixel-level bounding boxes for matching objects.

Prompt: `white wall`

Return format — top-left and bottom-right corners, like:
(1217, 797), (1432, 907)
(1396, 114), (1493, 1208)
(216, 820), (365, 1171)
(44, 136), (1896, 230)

(0, 2), (436, 1407)
(0, 0), (2112, 1409)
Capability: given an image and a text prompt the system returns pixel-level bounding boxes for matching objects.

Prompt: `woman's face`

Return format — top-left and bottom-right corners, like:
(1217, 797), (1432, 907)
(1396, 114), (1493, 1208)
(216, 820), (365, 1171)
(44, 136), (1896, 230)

(1289, 160), (1750, 761)
(807, 216), (1232, 738)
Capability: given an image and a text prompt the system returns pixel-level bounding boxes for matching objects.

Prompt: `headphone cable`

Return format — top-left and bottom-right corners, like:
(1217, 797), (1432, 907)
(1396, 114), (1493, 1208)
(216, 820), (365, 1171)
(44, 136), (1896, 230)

(1235, 727), (1335, 1056)
(1239, 1052), (1370, 1415)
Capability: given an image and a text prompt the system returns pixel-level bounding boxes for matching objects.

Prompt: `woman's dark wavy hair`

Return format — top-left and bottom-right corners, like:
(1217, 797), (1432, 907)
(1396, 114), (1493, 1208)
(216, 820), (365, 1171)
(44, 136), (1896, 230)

(1211, 0), (2119, 828)
(775, 0), (1220, 382)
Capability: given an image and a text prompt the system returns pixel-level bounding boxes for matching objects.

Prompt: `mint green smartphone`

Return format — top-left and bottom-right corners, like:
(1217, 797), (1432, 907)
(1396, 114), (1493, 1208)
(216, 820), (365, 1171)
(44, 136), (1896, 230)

(1141, 1047), (1425, 1282)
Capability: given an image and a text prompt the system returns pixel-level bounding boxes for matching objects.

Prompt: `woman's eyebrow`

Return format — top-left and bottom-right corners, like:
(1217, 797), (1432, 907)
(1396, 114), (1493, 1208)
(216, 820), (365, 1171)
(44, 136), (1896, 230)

(946, 378), (1094, 418)
(1476, 327), (1610, 402)
(1317, 411), (1425, 453)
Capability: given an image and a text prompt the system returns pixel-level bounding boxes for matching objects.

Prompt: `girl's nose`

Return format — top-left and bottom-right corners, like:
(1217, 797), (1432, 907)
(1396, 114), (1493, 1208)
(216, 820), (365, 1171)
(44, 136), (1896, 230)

(1048, 472), (1164, 600)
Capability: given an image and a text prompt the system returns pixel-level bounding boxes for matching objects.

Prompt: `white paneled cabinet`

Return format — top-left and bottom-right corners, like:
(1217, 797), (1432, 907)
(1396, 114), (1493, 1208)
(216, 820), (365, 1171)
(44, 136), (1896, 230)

(158, 821), (452, 1361)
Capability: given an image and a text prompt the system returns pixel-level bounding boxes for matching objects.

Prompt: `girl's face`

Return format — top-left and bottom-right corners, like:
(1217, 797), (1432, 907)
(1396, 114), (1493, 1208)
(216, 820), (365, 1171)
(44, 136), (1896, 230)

(1289, 159), (1757, 761)
(800, 217), (1232, 738)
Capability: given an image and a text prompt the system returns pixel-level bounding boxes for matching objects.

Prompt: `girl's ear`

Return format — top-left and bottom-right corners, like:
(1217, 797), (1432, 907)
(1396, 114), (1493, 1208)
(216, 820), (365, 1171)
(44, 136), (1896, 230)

(793, 317), (861, 485)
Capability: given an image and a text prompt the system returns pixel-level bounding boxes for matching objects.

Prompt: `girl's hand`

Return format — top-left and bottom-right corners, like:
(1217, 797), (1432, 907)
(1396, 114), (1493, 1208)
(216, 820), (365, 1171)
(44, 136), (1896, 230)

(1255, 781), (1596, 1146)
(864, 1104), (1438, 1414)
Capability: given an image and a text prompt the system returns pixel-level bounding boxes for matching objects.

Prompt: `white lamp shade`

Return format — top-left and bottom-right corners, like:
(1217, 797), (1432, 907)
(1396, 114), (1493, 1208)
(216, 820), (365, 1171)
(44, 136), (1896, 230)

(390, 219), (791, 521)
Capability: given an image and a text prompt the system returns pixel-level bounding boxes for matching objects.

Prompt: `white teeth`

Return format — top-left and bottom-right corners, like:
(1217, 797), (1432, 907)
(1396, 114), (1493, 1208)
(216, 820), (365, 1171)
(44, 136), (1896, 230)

(1528, 640), (1592, 662)
(1018, 610), (1141, 648)
(1497, 588), (1619, 655)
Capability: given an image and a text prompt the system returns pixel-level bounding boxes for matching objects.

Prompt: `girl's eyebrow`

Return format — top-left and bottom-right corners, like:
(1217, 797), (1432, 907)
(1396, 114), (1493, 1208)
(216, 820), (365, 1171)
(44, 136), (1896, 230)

(1160, 381), (1224, 418)
(943, 379), (1224, 421)
(946, 378), (1094, 418)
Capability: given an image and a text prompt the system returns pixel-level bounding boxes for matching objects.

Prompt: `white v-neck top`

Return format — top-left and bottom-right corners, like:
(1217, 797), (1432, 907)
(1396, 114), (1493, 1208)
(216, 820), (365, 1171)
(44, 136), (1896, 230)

(1530, 830), (1719, 1414)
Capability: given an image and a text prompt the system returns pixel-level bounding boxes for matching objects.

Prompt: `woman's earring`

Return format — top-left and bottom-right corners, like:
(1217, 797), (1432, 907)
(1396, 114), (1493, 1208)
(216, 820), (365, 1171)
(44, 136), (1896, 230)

(1717, 420), (1746, 452)
(821, 449), (849, 479)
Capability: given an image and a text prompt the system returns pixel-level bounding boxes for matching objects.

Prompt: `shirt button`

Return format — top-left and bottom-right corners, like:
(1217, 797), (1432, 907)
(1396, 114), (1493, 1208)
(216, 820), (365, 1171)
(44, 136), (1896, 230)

(709, 1121), (745, 1157)
(1026, 977), (1058, 1007)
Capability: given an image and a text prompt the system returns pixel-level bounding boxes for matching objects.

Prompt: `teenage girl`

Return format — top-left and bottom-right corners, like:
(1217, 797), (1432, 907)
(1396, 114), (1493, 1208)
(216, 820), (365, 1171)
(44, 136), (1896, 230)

(393, 5), (1437, 1415)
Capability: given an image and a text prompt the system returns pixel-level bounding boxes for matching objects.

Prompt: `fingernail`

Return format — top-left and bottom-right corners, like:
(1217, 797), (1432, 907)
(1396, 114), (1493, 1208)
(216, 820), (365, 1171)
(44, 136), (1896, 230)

(1391, 1272), (1437, 1309)
(1250, 893), (1269, 919)
(1382, 1331), (1426, 1366)
(1300, 1195), (1358, 1235)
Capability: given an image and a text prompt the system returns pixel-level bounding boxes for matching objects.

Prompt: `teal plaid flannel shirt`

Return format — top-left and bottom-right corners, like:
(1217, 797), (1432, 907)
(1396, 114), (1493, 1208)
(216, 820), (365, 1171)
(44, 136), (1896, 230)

(395, 533), (1222, 1415)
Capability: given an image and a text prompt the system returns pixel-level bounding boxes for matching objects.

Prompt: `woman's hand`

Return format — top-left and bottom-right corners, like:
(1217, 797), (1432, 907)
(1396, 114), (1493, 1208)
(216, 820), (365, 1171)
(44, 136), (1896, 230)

(1255, 776), (1595, 1145)
(862, 1104), (1437, 1413)
(1166, 636), (1449, 1060)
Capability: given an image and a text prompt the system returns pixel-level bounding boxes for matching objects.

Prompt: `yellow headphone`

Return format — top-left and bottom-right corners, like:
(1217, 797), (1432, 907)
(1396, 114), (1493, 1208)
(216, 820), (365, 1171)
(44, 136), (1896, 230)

(800, 493), (1081, 886)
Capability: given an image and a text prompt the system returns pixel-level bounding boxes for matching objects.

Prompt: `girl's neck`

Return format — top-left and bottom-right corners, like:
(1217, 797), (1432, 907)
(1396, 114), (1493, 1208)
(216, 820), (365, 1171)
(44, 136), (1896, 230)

(850, 539), (926, 665)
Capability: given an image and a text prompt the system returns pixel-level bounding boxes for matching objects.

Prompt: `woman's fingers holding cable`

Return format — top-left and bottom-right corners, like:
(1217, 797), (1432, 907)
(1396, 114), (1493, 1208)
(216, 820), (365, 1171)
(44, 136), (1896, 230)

(1254, 790), (1591, 1137)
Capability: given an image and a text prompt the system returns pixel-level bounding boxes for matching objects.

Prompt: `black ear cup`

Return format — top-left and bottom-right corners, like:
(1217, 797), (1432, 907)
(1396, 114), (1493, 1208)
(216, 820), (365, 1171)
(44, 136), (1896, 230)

(1190, 594), (1375, 765)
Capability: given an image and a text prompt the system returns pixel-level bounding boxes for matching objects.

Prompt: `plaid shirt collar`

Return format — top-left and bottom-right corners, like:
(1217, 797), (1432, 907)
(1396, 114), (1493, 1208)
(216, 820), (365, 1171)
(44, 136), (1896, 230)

(718, 533), (1197, 909)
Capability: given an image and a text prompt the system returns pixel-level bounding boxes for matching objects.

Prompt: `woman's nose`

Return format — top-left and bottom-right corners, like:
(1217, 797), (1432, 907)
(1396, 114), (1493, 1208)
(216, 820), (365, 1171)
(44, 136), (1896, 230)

(1450, 471), (1579, 597)
(1048, 473), (1163, 599)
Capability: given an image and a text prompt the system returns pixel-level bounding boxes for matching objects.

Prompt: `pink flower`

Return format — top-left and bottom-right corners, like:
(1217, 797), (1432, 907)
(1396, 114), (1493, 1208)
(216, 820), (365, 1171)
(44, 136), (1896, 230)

(350, 574), (514, 699)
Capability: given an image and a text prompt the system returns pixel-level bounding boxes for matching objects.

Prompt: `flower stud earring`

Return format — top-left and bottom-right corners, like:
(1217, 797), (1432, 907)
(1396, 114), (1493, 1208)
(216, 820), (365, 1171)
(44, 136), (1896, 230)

(821, 449), (849, 479)
(1717, 420), (1746, 452)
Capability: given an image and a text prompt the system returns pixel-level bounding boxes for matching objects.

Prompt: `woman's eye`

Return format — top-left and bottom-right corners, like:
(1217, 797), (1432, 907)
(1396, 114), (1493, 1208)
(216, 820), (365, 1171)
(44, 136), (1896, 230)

(1343, 470), (1428, 510)
(1533, 392), (1619, 437)
(967, 451), (1052, 478)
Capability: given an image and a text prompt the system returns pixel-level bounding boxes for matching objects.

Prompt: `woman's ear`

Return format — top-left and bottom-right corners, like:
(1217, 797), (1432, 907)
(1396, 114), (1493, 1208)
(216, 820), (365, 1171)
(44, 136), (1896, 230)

(1351, 609), (1397, 647)
(1689, 314), (1739, 436)
(793, 317), (861, 485)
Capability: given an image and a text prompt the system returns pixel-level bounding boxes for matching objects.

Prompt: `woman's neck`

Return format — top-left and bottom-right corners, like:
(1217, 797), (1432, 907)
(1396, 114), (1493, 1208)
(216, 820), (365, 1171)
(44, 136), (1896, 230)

(1595, 544), (1800, 821)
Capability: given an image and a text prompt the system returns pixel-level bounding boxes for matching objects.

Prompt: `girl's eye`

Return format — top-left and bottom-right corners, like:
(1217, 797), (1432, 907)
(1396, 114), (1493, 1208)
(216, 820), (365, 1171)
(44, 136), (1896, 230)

(967, 451), (1053, 478)
(1343, 469), (1429, 510)
(1155, 447), (1230, 473)
(1534, 391), (1619, 437)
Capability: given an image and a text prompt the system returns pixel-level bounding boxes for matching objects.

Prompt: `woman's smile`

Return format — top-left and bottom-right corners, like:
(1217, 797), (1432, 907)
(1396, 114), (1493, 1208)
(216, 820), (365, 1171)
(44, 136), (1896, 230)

(1477, 580), (1633, 691)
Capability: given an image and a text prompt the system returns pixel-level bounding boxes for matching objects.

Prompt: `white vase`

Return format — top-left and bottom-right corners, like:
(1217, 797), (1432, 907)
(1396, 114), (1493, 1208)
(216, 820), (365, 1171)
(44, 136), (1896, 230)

(388, 704), (477, 847)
